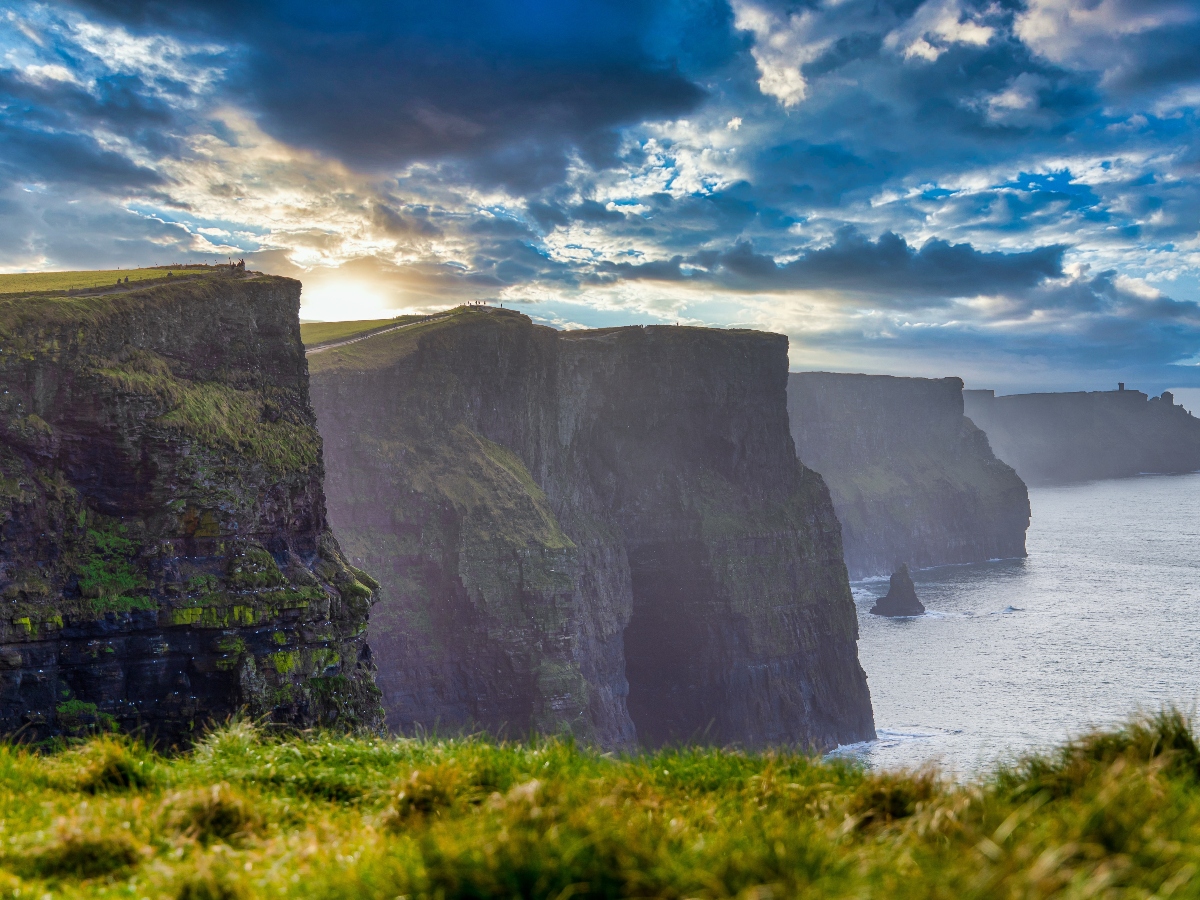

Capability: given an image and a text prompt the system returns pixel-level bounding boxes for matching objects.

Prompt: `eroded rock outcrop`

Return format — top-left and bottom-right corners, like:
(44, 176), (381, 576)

(869, 566), (925, 617)
(964, 387), (1200, 485)
(788, 373), (1030, 580)
(308, 308), (875, 751)
(0, 271), (382, 742)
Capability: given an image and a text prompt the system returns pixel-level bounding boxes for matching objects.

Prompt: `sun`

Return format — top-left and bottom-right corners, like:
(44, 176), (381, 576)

(299, 278), (396, 323)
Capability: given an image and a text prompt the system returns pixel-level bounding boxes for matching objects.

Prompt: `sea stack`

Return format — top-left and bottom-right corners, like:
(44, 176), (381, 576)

(870, 565), (925, 617)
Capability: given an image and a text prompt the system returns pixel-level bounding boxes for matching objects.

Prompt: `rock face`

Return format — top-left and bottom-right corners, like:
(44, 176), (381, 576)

(964, 387), (1200, 485)
(0, 271), (382, 743)
(869, 566), (925, 617)
(788, 373), (1030, 580)
(308, 307), (875, 751)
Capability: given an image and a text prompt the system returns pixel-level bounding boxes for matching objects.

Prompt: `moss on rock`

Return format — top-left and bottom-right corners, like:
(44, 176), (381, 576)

(0, 270), (383, 742)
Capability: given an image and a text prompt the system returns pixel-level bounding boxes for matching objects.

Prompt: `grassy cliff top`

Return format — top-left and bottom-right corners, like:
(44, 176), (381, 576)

(0, 711), (1196, 897)
(0, 268), (293, 334)
(306, 305), (787, 375)
(0, 266), (217, 296)
(301, 316), (426, 348)
(305, 306), (522, 373)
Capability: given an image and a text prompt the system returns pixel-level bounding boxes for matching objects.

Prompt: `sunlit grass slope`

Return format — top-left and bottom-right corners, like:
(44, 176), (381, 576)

(1, 712), (1199, 898)
(0, 267), (201, 295)
(299, 316), (424, 347)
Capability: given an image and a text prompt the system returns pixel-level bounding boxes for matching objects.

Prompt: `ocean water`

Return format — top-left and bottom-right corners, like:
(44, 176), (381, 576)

(838, 472), (1200, 774)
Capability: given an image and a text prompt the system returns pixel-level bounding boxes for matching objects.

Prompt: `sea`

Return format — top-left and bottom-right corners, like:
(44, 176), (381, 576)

(837, 471), (1200, 774)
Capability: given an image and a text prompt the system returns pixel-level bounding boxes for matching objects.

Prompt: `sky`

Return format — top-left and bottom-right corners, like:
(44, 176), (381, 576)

(2, 0), (1200, 393)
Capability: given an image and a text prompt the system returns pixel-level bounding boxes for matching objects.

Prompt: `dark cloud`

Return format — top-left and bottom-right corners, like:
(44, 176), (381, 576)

(0, 71), (176, 132)
(596, 229), (1065, 303)
(729, 230), (1064, 300)
(0, 68), (187, 192)
(64, 0), (715, 188)
(369, 202), (442, 239)
(0, 121), (164, 190)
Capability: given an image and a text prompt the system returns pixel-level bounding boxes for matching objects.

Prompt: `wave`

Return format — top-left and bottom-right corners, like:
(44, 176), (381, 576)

(827, 725), (964, 760)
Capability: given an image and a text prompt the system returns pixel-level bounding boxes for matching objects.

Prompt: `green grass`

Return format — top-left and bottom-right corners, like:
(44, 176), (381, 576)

(1, 711), (1199, 897)
(304, 306), (496, 373)
(300, 317), (424, 347)
(0, 267), (204, 295)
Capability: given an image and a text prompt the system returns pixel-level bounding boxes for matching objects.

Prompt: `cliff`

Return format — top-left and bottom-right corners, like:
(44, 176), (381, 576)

(307, 308), (875, 751)
(788, 373), (1030, 580)
(0, 270), (382, 742)
(963, 387), (1200, 485)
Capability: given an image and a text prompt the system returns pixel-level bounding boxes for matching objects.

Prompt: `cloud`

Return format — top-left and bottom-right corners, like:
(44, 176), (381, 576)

(2, 0), (1198, 392)
(0, 120), (164, 190)
(63, 0), (710, 189)
(884, 0), (994, 63)
(594, 228), (1065, 304)
(713, 229), (1066, 300)
(1016, 0), (1200, 102)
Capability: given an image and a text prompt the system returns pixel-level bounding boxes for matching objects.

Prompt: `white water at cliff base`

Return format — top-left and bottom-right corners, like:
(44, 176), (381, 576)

(839, 472), (1200, 773)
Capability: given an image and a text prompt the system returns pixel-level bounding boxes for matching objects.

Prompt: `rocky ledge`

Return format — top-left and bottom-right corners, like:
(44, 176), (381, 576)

(0, 270), (382, 743)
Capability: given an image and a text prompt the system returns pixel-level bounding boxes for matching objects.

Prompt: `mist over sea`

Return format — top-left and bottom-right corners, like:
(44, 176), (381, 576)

(842, 472), (1200, 773)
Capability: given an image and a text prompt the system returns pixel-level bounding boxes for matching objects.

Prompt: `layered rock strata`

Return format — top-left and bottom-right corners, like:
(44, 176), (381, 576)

(0, 271), (382, 743)
(308, 308), (875, 751)
(964, 387), (1200, 485)
(788, 373), (1030, 580)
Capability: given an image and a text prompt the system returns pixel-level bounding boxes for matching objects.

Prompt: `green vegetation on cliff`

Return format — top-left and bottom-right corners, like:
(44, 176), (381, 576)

(0, 267), (198, 295)
(300, 316), (426, 348)
(0, 712), (1197, 898)
(0, 269), (382, 741)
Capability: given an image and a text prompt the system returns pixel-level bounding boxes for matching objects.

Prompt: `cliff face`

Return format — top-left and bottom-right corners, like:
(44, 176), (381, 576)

(308, 308), (874, 751)
(788, 373), (1030, 580)
(964, 388), (1200, 485)
(0, 272), (382, 742)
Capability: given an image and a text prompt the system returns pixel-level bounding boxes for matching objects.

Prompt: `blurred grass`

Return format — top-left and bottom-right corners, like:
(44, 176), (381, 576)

(0, 267), (202, 295)
(0, 711), (1198, 898)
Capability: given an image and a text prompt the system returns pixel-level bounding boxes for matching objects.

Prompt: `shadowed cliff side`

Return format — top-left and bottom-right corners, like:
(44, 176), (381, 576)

(964, 387), (1200, 485)
(788, 373), (1030, 580)
(0, 270), (382, 742)
(307, 308), (874, 751)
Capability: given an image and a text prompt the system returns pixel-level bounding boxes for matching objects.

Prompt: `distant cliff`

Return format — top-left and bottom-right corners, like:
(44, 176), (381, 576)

(308, 308), (875, 751)
(788, 373), (1030, 580)
(964, 387), (1200, 485)
(0, 271), (382, 742)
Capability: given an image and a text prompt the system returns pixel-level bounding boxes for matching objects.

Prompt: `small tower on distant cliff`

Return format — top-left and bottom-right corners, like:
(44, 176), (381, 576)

(870, 565), (926, 617)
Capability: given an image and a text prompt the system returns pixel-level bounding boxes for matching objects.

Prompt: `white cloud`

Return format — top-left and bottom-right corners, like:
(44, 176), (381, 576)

(68, 16), (226, 100)
(884, 0), (994, 63)
(16, 62), (79, 85)
(1016, 0), (1197, 75)
(731, 0), (833, 107)
(973, 73), (1053, 128)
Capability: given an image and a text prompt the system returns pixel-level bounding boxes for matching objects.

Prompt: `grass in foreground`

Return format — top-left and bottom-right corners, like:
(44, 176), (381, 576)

(1, 712), (1199, 898)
